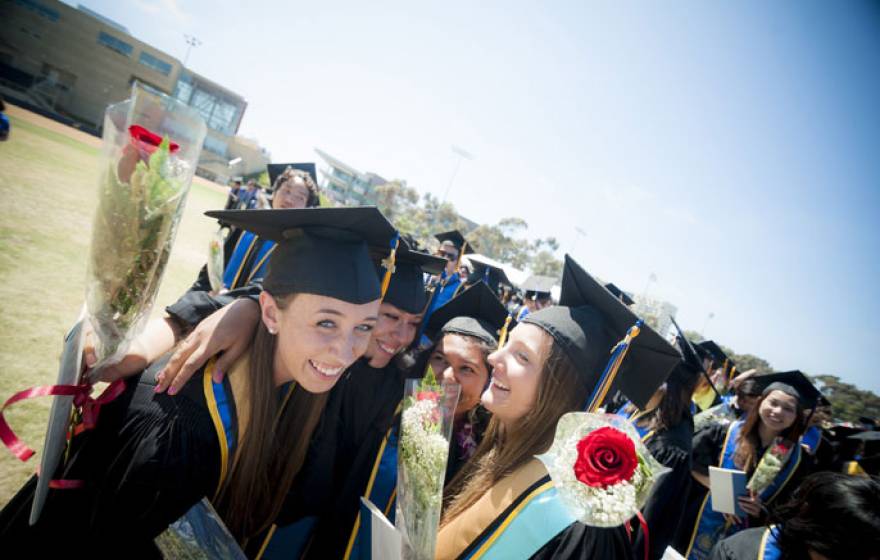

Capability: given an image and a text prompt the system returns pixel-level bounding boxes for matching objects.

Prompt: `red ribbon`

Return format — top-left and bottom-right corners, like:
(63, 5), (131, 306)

(0, 379), (125, 462)
(624, 512), (651, 560)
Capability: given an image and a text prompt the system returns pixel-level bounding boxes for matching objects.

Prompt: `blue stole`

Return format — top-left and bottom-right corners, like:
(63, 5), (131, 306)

(223, 230), (275, 289)
(515, 306), (529, 321)
(801, 426), (821, 455)
(459, 477), (575, 559)
(345, 406), (402, 560)
(429, 273), (462, 314)
(685, 421), (803, 560)
(202, 365), (238, 500)
(758, 526), (782, 560)
(615, 403), (654, 441)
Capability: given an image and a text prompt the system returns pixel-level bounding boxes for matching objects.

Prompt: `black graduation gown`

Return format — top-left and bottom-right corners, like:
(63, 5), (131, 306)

(633, 414), (695, 560)
(708, 527), (766, 560)
(672, 422), (813, 556)
(529, 523), (635, 560)
(0, 360), (226, 558)
(265, 358), (408, 559)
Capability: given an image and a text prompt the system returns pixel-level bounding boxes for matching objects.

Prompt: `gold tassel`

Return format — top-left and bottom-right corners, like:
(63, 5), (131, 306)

(497, 315), (513, 347)
(454, 240), (467, 273)
(588, 322), (642, 412)
(380, 235), (400, 299)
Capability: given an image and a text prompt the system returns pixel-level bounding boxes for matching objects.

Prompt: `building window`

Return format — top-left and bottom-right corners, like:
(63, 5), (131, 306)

(138, 51), (172, 76)
(14, 0), (60, 22)
(203, 135), (228, 157)
(173, 78), (193, 104)
(97, 31), (133, 57)
(189, 89), (239, 135)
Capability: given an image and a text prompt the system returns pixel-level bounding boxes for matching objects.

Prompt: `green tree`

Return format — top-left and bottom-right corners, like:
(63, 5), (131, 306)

(811, 374), (880, 423)
(374, 180), (419, 223)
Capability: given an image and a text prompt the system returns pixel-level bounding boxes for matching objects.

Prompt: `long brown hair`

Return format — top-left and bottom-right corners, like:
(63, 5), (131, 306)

(733, 390), (806, 472)
(213, 293), (329, 544)
(441, 339), (585, 525)
(623, 362), (699, 432)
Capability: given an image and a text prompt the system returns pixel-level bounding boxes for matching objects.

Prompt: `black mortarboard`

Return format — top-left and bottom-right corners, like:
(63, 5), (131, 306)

(522, 255), (681, 409)
(697, 340), (733, 367)
(604, 283), (635, 306)
(370, 245), (444, 314)
(425, 282), (510, 346)
(752, 371), (822, 409)
(466, 259), (513, 290)
(434, 230), (475, 254)
(669, 317), (706, 385)
(520, 275), (556, 300)
(205, 207), (396, 304)
(267, 162), (318, 187)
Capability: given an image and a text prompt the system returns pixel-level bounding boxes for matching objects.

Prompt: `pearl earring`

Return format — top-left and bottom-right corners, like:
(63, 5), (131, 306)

(268, 327), (277, 335)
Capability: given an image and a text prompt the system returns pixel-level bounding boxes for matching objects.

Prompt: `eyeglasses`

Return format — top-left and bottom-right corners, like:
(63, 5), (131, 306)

(437, 251), (458, 261)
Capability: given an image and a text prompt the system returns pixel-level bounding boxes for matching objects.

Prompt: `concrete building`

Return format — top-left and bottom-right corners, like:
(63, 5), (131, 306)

(314, 148), (388, 206)
(0, 0), (269, 181)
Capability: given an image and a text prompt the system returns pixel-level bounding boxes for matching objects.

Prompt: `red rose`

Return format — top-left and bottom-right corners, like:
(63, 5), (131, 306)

(573, 426), (638, 488)
(118, 125), (181, 182)
(416, 391), (439, 402)
(129, 125), (180, 155)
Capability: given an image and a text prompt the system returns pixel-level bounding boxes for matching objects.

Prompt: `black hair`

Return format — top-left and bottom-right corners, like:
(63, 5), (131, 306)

(770, 472), (880, 560)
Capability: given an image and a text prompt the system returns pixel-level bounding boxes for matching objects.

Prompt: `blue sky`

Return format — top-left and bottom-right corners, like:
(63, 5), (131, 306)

(67, 0), (880, 393)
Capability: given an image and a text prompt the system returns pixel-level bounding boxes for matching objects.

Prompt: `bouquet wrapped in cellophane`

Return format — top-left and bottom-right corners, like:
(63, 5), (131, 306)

(86, 82), (207, 364)
(537, 412), (668, 527)
(746, 438), (793, 495)
(395, 368), (460, 560)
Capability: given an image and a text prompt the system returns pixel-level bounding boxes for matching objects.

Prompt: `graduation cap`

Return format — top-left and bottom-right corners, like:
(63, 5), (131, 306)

(697, 340), (732, 366)
(751, 370), (822, 409)
(522, 255), (681, 410)
(604, 283), (635, 306)
(425, 282), (511, 346)
(466, 259), (514, 291)
(520, 275), (556, 300)
(205, 207), (397, 304)
(435, 230), (475, 255)
(370, 245), (444, 314)
(267, 162), (318, 187)
(669, 316), (713, 388)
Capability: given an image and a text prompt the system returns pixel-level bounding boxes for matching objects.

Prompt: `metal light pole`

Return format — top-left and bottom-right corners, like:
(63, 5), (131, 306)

(183, 34), (202, 68)
(441, 145), (473, 204)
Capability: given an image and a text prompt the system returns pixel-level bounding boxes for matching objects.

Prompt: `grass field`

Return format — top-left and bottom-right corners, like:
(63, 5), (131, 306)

(0, 106), (227, 505)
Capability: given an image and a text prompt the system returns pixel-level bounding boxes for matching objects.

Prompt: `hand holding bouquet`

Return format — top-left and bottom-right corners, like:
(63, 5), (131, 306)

(396, 367), (460, 560)
(86, 84), (206, 365)
(746, 438), (793, 495)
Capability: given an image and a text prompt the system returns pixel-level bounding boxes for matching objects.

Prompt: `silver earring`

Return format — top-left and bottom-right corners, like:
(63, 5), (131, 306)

(268, 327), (277, 335)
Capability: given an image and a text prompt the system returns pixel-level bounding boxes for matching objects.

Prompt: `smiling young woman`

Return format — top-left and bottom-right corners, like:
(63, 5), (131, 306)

(673, 371), (818, 559)
(435, 256), (681, 560)
(0, 207), (397, 555)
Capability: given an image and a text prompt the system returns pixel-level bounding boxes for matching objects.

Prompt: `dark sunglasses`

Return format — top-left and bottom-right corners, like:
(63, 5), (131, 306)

(437, 251), (458, 261)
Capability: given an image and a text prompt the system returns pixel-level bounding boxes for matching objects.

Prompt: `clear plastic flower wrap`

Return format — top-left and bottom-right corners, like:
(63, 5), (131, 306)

(155, 498), (246, 559)
(207, 228), (226, 293)
(395, 369), (460, 560)
(86, 83), (207, 364)
(537, 412), (669, 527)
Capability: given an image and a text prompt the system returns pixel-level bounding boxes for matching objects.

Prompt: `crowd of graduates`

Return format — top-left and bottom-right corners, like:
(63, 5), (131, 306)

(1, 163), (878, 559)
